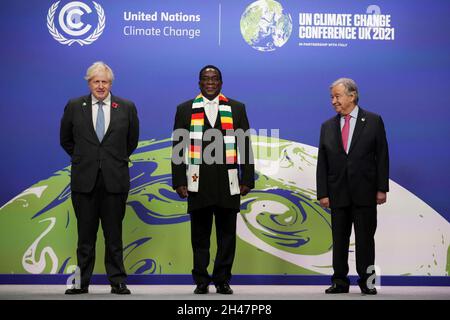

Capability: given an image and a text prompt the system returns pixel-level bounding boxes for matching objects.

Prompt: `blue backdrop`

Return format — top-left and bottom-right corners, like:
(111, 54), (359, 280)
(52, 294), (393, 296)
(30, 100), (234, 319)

(0, 0), (449, 223)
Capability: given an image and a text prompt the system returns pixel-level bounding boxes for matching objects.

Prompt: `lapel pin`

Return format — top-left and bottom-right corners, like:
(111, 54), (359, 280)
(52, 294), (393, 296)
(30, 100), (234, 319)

(82, 102), (87, 107)
(361, 117), (366, 122)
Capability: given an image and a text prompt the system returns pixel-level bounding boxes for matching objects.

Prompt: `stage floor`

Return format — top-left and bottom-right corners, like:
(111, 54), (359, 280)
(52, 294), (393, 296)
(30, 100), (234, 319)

(1, 285), (449, 300)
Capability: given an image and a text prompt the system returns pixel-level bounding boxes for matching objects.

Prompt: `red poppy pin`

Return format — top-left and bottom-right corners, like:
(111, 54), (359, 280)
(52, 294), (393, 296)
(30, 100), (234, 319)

(112, 102), (119, 109)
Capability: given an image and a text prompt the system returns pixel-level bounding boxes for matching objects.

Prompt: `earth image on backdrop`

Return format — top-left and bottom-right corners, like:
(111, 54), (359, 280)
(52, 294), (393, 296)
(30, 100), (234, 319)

(0, 137), (448, 278)
(240, 0), (293, 52)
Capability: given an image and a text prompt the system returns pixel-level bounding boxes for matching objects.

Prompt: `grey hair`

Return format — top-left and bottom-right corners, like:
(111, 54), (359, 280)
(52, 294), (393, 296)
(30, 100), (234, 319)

(330, 78), (359, 104)
(84, 61), (115, 82)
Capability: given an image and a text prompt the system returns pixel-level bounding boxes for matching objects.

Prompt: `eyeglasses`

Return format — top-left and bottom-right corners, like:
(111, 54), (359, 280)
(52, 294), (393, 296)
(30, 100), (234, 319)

(200, 77), (221, 83)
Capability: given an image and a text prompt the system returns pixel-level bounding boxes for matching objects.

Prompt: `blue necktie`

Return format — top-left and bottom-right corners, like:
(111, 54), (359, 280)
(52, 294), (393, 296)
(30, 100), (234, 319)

(96, 101), (105, 142)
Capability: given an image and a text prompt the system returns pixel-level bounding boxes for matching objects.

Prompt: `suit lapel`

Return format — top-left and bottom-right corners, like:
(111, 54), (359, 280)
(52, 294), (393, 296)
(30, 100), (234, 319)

(348, 107), (367, 154)
(334, 114), (345, 152)
(103, 94), (117, 141)
(81, 95), (98, 141)
(214, 111), (222, 129)
(203, 108), (213, 129)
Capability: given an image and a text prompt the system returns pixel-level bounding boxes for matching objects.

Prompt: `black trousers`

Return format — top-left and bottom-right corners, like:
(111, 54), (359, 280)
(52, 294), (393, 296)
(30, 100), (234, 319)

(71, 170), (128, 288)
(189, 206), (238, 286)
(330, 205), (377, 285)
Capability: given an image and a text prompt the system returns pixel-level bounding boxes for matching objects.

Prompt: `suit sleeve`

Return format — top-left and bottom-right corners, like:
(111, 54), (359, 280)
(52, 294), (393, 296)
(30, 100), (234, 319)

(171, 105), (188, 189)
(238, 104), (255, 189)
(60, 101), (74, 156)
(376, 116), (389, 192)
(316, 123), (329, 200)
(127, 103), (140, 156)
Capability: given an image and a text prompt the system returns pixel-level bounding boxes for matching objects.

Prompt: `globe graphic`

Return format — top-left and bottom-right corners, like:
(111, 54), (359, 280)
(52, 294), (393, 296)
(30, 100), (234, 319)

(1, 137), (449, 277)
(240, 0), (293, 52)
(0, 137), (333, 276)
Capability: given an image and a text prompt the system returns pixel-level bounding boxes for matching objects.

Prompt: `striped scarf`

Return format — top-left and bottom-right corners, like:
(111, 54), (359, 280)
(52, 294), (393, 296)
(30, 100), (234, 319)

(189, 93), (237, 165)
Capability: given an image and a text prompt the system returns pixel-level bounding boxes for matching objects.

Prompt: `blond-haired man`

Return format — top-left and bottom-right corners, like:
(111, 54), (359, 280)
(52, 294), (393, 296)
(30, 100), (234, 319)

(60, 62), (139, 295)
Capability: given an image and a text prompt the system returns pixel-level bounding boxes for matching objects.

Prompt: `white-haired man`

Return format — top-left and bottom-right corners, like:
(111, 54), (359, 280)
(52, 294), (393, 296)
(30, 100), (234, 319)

(60, 62), (139, 295)
(316, 78), (389, 295)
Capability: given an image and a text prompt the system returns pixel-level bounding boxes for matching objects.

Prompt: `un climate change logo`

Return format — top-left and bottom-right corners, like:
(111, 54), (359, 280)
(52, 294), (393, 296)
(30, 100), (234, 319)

(47, 1), (105, 46)
(240, 0), (292, 52)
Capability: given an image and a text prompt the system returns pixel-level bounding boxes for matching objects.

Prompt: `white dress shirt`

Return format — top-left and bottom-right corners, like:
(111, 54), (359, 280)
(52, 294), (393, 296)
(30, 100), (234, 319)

(340, 105), (359, 153)
(203, 96), (219, 127)
(92, 93), (111, 134)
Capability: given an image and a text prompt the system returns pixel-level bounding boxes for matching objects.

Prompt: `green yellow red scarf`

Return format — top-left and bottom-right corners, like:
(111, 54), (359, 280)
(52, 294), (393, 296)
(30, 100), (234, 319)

(189, 93), (237, 165)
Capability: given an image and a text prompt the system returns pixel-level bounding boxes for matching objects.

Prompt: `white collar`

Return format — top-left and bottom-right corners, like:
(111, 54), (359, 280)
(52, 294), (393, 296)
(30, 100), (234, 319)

(342, 105), (359, 119)
(203, 95), (219, 105)
(92, 93), (111, 106)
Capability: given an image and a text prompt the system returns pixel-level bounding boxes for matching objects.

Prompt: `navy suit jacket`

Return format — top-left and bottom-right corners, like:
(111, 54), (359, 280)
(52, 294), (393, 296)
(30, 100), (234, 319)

(60, 94), (139, 193)
(316, 107), (389, 208)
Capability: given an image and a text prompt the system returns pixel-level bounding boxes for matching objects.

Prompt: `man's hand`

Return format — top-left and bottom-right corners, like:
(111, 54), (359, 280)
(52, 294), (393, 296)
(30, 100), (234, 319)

(319, 197), (330, 208)
(376, 191), (387, 205)
(176, 186), (188, 199)
(240, 185), (250, 196)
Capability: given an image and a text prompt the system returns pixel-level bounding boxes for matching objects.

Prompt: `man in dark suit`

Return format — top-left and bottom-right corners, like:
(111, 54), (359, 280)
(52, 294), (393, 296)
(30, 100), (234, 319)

(60, 61), (139, 295)
(171, 65), (254, 294)
(316, 78), (389, 295)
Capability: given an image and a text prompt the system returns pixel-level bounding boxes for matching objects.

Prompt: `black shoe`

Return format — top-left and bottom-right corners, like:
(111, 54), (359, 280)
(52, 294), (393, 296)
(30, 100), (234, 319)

(111, 283), (131, 295)
(357, 279), (377, 295)
(65, 287), (88, 295)
(325, 283), (349, 294)
(215, 283), (233, 295)
(194, 284), (209, 294)
(359, 285), (377, 295)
